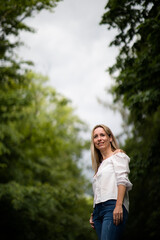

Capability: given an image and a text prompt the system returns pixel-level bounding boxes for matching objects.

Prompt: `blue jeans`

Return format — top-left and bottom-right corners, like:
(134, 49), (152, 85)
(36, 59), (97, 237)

(93, 200), (128, 240)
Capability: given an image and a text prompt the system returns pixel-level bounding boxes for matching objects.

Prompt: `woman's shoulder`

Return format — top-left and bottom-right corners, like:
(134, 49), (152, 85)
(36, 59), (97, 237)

(112, 151), (130, 161)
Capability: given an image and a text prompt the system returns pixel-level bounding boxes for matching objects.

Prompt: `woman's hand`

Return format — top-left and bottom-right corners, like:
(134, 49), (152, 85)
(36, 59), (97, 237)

(89, 213), (95, 229)
(113, 149), (124, 154)
(113, 204), (123, 226)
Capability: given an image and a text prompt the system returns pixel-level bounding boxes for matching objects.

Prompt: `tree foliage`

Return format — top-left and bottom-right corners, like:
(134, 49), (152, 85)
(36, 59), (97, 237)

(101, 0), (160, 124)
(0, 1), (96, 239)
(0, 70), (95, 240)
(101, 1), (160, 239)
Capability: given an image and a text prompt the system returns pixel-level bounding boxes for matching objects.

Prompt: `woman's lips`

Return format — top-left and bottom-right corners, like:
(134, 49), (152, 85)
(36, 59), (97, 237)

(98, 142), (104, 145)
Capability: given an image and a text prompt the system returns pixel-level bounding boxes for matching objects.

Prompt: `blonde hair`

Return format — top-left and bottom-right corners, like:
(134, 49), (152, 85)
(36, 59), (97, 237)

(91, 124), (119, 174)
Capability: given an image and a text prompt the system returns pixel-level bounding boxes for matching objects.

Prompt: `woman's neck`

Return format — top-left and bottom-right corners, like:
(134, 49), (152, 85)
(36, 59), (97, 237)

(101, 148), (113, 161)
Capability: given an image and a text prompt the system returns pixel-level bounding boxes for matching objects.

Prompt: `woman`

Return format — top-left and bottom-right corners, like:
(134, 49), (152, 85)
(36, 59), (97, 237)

(89, 124), (132, 240)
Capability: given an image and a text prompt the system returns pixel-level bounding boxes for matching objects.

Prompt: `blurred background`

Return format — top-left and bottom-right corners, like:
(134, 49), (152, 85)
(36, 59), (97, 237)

(0, 0), (160, 239)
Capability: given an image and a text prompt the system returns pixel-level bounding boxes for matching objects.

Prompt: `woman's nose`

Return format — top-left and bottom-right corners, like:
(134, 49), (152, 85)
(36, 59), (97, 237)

(97, 136), (101, 141)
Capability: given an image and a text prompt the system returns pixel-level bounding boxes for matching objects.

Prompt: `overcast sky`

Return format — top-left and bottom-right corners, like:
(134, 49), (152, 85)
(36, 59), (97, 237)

(19, 0), (123, 141)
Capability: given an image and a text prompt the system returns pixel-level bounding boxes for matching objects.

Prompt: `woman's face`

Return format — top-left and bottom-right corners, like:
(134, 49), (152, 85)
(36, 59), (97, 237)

(93, 127), (112, 151)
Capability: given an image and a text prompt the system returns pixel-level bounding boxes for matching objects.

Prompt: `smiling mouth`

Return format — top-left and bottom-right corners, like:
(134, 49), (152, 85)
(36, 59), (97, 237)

(98, 142), (104, 145)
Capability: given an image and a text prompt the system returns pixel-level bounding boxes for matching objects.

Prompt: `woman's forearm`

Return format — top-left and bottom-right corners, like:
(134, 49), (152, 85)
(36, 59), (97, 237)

(116, 185), (126, 206)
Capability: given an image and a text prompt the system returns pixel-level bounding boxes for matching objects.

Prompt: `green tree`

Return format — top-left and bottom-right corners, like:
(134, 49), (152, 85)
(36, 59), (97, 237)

(0, 1), (96, 239)
(101, 0), (160, 123)
(101, 1), (160, 239)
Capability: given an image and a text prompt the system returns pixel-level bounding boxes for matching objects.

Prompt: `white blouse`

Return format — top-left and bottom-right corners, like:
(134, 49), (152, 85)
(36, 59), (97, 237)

(92, 152), (132, 212)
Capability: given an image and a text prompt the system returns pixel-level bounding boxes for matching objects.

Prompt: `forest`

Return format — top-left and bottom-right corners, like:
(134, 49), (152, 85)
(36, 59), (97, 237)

(0, 0), (160, 239)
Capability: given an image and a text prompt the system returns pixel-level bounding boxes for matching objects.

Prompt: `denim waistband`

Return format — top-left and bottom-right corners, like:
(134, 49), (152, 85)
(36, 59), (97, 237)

(95, 199), (116, 208)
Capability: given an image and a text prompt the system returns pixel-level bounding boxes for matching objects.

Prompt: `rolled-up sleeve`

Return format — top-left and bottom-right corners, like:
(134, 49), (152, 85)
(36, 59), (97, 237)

(112, 152), (133, 191)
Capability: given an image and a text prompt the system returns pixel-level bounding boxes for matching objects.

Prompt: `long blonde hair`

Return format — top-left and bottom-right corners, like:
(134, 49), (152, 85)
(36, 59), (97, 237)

(91, 124), (119, 174)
